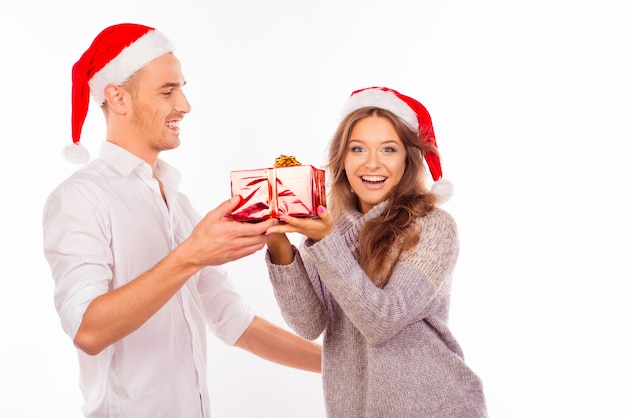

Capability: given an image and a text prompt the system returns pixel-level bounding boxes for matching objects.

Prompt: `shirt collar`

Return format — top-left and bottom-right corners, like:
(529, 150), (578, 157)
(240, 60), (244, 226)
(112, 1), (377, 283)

(98, 141), (145, 177)
(97, 141), (181, 185)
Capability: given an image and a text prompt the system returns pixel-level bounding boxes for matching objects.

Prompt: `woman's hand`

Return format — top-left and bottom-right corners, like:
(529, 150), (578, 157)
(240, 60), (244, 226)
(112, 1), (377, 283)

(266, 206), (334, 243)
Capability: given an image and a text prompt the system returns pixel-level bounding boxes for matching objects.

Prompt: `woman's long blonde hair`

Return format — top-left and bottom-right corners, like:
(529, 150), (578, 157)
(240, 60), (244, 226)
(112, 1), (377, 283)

(326, 107), (439, 286)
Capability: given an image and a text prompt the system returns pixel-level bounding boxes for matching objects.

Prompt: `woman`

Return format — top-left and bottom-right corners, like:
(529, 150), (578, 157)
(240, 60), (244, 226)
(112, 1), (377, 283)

(265, 87), (488, 417)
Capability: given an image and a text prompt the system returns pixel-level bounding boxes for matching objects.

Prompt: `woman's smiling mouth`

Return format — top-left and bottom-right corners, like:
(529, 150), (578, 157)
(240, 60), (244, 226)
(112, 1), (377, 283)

(360, 175), (387, 188)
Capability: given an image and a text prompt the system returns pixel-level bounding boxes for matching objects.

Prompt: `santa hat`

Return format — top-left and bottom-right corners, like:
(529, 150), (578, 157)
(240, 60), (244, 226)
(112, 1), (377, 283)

(341, 86), (453, 202)
(65, 23), (174, 163)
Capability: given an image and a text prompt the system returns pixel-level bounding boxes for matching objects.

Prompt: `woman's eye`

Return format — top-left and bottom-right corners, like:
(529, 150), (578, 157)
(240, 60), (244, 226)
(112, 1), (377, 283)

(351, 146), (365, 153)
(382, 147), (396, 153)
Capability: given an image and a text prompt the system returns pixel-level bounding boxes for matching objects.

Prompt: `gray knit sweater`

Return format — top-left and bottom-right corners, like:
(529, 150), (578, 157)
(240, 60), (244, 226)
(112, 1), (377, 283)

(266, 202), (488, 417)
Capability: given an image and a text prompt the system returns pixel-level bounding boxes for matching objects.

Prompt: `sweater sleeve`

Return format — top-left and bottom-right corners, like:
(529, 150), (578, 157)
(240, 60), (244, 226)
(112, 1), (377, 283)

(304, 209), (459, 345)
(265, 246), (328, 340)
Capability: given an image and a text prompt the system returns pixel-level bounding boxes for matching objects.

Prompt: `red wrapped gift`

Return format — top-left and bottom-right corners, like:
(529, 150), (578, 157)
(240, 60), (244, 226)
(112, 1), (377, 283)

(230, 155), (326, 222)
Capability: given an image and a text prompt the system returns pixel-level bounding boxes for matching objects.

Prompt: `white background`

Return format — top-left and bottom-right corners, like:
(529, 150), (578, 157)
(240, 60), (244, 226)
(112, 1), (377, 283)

(1, 1), (625, 417)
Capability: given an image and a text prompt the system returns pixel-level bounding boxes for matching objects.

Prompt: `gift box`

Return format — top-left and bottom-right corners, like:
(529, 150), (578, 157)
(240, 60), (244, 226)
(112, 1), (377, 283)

(230, 156), (326, 222)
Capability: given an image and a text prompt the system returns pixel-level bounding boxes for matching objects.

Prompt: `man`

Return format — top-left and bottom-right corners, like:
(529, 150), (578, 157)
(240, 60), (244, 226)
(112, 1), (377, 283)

(42, 23), (321, 417)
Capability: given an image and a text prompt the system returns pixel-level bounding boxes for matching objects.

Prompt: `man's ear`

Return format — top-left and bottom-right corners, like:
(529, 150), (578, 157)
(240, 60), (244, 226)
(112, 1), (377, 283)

(103, 84), (129, 114)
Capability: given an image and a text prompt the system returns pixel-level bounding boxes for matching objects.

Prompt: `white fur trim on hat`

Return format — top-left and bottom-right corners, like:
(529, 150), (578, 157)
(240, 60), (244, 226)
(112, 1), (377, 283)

(62, 142), (90, 164)
(88, 30), (174, 105)
(340, 88), (419, 130)
(431, 178), (453, 203)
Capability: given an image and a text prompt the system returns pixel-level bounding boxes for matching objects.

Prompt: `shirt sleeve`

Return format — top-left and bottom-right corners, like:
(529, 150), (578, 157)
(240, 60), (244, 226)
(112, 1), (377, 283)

(173, 192), (255, 345)
(42, 181), (114, 340)
(196, 265), (255, 346)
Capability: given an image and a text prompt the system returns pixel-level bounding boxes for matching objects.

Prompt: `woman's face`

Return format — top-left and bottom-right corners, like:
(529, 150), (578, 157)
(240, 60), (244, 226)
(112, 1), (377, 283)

(343, 115), (406, 213)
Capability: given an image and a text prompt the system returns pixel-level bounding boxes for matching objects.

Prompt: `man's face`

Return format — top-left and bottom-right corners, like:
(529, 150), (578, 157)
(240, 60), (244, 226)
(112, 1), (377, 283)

(127, 53), (191, 154)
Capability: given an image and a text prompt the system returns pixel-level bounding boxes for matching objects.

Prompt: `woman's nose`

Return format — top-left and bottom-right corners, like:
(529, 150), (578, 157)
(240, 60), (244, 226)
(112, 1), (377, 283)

(364, 152), (380, 169)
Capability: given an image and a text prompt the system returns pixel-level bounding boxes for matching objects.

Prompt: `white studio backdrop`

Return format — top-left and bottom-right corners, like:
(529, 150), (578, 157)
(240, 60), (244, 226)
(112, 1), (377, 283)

(1, 1), (625, 417)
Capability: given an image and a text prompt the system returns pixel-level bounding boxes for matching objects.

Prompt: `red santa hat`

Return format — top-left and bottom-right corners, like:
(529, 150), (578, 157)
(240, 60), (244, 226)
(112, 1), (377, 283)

(341, 86), (453, 202)
(65, 23), (174, 163)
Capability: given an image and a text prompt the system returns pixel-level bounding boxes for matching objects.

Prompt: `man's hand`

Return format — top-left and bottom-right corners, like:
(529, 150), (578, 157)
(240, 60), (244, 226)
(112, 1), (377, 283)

(182, 196), (278, 267)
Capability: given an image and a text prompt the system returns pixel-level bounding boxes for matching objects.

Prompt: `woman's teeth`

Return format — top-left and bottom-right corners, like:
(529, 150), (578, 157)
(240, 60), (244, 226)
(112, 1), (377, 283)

(361, 175), (386, 184)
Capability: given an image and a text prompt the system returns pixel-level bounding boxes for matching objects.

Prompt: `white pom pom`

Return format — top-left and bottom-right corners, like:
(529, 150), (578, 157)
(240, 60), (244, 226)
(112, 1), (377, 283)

(431, 178), (453, 204)
(62, 142), (90, 164)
